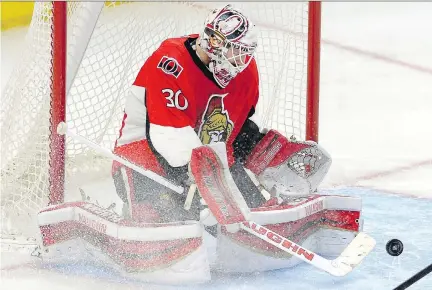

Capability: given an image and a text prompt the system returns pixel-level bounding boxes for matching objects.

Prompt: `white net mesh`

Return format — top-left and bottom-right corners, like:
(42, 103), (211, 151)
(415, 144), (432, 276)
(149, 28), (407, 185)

(1, 2), (311, 239)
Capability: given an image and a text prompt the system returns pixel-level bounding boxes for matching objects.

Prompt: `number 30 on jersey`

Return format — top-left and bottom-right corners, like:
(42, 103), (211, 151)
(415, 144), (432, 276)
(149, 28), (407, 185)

(162, 88), (188, 111)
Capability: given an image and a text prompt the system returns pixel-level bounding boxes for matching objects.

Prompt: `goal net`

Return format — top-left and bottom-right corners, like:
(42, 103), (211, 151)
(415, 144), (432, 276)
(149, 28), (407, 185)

(1, 2), (320, 241)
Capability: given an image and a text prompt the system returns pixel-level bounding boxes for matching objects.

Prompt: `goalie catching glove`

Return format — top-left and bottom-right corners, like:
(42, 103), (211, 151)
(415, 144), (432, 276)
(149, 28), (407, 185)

(242, 129), (332, 200)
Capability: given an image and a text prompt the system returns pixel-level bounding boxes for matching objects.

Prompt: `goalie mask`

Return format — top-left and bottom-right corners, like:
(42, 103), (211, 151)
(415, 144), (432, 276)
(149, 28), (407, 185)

(199, 5), (258, 88)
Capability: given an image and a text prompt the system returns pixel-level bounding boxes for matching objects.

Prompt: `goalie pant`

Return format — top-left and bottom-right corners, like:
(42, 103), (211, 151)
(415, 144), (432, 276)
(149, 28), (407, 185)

(111, 117), (268, 223)
(111, 136), (266, 223)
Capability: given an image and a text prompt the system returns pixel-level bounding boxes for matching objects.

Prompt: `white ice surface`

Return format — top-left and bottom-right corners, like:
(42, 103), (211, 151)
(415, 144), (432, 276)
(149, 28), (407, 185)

(1, 2), (432, 290)
(318, 3), (432, 197)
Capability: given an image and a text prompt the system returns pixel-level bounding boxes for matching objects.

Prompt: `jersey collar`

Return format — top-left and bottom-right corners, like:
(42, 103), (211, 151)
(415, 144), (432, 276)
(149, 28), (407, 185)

(184, 37), (223, 89)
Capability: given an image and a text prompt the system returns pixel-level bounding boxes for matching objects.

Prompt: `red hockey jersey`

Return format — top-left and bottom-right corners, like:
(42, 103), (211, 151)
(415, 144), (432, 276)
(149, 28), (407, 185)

(115, 35), (259, 170)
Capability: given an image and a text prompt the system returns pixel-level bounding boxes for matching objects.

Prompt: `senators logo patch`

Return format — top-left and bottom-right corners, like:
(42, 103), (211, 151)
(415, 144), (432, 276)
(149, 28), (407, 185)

(198, 94), (234, 145)
(157, 56), (183, 78)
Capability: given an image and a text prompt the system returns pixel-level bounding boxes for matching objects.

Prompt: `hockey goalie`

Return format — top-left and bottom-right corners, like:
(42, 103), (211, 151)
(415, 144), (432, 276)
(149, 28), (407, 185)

(37, 4), (375, 285)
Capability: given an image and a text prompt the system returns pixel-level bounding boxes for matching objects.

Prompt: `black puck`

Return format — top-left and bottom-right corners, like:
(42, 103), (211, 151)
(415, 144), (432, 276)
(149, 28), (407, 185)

(386, 239), (404, 256)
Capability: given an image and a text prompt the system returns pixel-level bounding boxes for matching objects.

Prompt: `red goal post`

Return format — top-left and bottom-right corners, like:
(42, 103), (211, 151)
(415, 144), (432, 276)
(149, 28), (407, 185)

(306, 1), (321, 143)
(1, 1), (321, 239)
(50, 1), (67, 205)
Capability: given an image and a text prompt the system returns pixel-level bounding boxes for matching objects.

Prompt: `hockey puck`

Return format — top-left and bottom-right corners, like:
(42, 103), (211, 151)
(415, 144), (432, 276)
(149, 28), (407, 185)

(386, 239), (404, 256)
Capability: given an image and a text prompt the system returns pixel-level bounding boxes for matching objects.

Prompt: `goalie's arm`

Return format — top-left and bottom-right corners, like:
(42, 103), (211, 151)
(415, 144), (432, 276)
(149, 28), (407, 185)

(134, 52), (202, 185)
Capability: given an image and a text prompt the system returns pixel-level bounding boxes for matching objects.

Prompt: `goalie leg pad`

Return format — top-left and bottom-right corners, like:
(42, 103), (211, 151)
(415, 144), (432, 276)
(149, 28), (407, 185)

(213, 195), (362, 273)
(37, 202), (210, 284)
(244, 130), (332, 196)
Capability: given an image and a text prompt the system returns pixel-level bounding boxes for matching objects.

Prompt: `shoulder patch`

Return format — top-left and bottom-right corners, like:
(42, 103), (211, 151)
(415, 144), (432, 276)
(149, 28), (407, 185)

(157, 56), (184, 78)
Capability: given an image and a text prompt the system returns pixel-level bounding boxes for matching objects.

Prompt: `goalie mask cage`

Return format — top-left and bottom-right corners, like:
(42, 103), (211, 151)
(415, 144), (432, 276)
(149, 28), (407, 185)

(0, 2), (321, 241)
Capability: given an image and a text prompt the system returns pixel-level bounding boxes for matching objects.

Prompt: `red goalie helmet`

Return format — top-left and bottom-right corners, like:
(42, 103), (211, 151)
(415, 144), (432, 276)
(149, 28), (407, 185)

(199, 4), (258, 88)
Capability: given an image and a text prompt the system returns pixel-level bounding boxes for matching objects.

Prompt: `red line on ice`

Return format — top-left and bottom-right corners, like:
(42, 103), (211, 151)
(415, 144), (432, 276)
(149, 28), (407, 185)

(353, 159), (432, 182)
(328, 159), (432, 198)
(321, 40), (432, 75)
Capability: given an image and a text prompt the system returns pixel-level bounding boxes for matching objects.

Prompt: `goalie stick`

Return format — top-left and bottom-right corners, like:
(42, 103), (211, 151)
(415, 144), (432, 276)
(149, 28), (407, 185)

(57, 122), (184, 194)
(393, 263), (432, 290)
(240, 222), (375, 277)
(61, 123), (376, 277)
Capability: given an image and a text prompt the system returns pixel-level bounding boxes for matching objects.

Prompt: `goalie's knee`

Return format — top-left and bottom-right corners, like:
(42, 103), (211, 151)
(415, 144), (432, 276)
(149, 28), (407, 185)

(244, 129), (332, 195)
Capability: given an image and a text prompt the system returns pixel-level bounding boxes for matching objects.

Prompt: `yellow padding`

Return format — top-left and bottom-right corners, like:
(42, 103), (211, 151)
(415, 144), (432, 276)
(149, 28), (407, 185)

(1, 2), (129, 31)
(1, 2), (35, 31)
